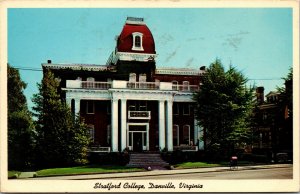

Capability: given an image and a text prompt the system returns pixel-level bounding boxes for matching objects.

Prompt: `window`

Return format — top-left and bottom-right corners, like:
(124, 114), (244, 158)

(139, 101), (147, 111)
(86, 101), (95, 114)
(173, 103), (179, 115)
(128, 101), (136, 111)
(132, 32), (144, 51)
(173, 125), (179, 146)
(183, 125), (190, 145)
(183, 104), (190, 115)
(135, 36), (141, 47)
(183, 81), (189, 91)
(88, 124), (95, 143)
(172, 81), (178, 90)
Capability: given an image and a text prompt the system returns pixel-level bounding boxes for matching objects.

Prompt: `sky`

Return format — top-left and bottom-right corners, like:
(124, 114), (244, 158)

(7, 8), (293, 110)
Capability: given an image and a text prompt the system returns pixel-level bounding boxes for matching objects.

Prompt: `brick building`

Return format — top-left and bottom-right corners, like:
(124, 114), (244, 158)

(42, 17), (205, 153)
(253, 85), (293, 159)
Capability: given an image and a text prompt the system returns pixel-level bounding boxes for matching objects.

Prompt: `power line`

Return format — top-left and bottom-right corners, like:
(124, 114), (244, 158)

(12, 66), (42, 71)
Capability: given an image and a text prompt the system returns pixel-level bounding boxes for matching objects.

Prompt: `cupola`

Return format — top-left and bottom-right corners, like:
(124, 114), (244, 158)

(116, 17), (156, 54)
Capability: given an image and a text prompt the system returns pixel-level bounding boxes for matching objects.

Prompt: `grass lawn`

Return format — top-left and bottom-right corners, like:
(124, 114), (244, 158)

(175, 161), (255, 169)
(36, 165), (144, 177)
(174, 162), (222, 169)
(8, 171), (21, 179)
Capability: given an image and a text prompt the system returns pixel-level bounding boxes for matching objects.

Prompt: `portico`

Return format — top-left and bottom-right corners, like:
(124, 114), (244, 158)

(65, 79), (178, 152)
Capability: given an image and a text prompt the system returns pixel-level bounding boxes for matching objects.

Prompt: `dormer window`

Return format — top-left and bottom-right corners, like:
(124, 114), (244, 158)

(132, 32), (144, 51)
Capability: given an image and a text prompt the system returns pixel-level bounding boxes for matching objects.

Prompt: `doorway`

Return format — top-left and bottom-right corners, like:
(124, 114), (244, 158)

(127, 123), (149, 152)
(133, 132), (143, 152)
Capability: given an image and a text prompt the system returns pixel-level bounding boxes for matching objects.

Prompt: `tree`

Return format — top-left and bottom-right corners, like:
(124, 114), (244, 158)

(32, 69), (90, 168)
(193, 59), (254, 159)
(276, 67), (293, 151)
(7, 64), (35, 170)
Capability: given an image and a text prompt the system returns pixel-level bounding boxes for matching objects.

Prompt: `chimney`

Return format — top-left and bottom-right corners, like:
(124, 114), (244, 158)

(47, 60), (52, 64)
(200, 66), (206, 70)
(256, 86), (264, 104)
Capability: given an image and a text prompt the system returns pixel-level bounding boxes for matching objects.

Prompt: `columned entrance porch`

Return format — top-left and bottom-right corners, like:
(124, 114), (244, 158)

(127, 123), (149, 151)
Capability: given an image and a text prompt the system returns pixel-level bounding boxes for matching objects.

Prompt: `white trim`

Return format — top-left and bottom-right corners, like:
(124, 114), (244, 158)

(116, 52), (156, 62)
(42, 63), (110, 71)
(156, 68), (205, 76)
(132, 32), (144, 51)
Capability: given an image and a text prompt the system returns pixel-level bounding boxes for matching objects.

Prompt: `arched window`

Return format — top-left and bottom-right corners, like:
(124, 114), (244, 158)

(132, 32), (144, 51)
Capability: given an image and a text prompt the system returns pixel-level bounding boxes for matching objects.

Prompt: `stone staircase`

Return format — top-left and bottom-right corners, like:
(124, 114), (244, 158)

(126, 153), (169, 170)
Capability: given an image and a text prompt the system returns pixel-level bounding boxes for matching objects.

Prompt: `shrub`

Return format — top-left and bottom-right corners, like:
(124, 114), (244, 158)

(88, 152), (129, 166)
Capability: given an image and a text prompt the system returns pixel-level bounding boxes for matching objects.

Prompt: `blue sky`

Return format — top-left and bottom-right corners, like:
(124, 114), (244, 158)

(8, 8), (293, 109)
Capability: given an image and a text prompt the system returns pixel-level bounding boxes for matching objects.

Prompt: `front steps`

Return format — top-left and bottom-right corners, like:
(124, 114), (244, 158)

(126, 153), (169, 170)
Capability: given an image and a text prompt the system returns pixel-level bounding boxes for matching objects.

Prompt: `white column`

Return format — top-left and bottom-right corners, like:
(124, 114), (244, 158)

(146, 124), (149, 150)
(194, 118), (199, 145)
(121, 99), (127, 151)
(66, 98), (72, 107)
(198, 126), (204, 150)
(166, 100), (173, 151)
(158, 100), (165, 150)
(74, 98), (80, 116)
(111, 99), (119, 152)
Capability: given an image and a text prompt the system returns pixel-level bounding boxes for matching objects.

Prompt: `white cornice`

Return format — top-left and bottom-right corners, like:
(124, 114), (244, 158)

(156, 68), (205, 76)
(42, 63), (115, 71)
(116, 52), (156, 63)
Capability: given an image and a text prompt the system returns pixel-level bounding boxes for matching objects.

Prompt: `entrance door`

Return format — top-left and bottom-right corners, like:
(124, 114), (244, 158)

(133, 132), (143, 152)
(127, 123), (149, 151)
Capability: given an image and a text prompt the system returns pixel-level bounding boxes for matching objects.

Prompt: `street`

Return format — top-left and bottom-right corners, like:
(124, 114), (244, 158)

(111, 166), (292, 180)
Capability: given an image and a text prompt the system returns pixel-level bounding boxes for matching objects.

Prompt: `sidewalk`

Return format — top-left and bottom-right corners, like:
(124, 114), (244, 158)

(29, 164), (292, 180)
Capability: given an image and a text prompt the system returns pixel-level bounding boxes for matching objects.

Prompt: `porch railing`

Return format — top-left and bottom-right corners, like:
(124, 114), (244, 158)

(127, 82), (159, 90)
(81, 81), (112, 89)
(66, 80), (199, 92)
(172, 85), (199, 92)
(88, 146), (111, 152)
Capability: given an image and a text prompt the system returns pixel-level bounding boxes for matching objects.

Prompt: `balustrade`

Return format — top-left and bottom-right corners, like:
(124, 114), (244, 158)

(66, 80), (199, 92)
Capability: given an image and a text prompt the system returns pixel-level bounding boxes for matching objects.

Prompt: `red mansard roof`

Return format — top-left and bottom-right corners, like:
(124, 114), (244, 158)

(117, 20), (156, 54)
